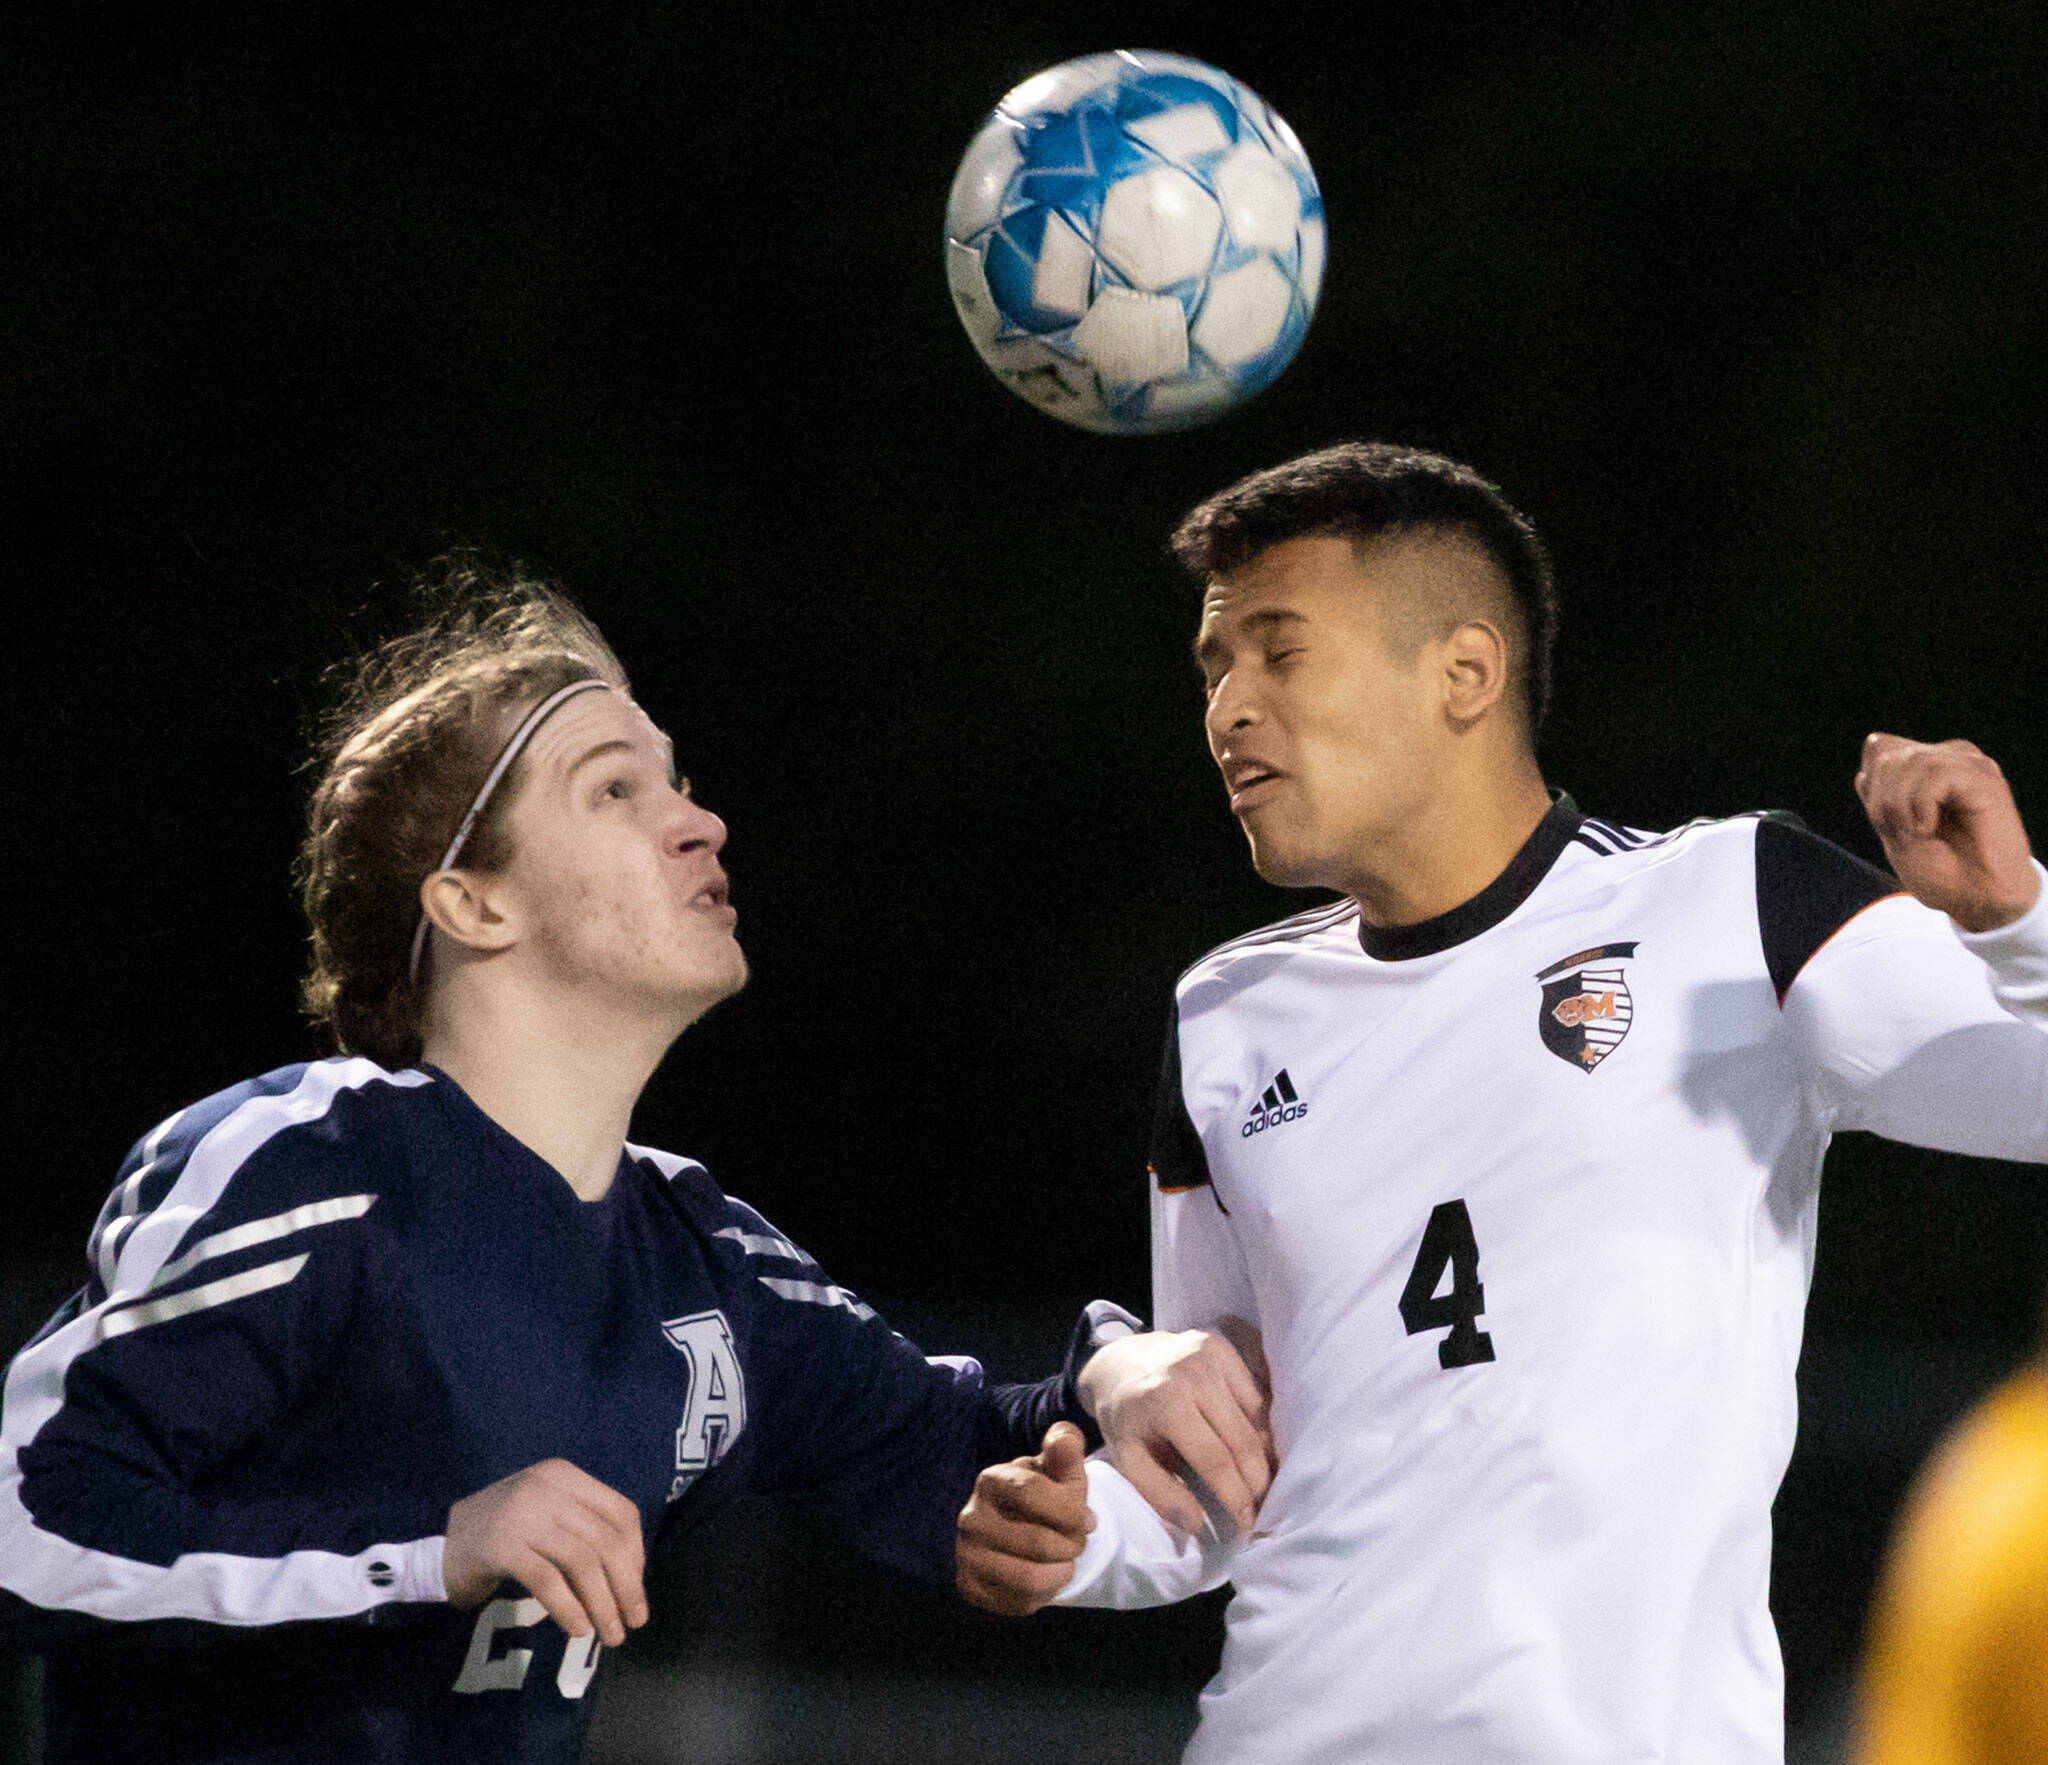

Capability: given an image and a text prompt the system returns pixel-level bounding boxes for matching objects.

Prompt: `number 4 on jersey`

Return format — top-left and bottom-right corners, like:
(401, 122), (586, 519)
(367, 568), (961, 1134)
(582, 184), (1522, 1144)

(1399, 1199), (1497, 1369)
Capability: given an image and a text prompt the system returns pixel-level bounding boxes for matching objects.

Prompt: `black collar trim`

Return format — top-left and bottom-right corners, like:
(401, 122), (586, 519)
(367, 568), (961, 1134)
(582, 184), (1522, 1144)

(1358, 793), (1585, 962)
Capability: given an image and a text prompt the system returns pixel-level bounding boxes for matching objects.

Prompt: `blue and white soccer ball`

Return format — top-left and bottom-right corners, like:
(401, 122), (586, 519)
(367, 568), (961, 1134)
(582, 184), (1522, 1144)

(945, 51), (1324, 435)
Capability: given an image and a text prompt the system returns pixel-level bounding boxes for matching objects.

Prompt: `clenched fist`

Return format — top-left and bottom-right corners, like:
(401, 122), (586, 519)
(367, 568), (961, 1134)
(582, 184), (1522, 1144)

(443, 1458), (649, 1647)
(957, 1421), (1093, 1616)
(1855, 734), (2039, 933)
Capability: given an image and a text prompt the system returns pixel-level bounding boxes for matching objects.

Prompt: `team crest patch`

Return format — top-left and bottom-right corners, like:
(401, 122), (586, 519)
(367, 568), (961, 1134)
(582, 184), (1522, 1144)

(1534, 943), (1638, 1073)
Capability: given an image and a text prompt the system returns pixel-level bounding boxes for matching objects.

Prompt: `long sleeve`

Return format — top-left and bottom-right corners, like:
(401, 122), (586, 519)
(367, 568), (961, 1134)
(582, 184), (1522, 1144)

(1147, 1003), (1260, 1333)
(706, 1195), (1128, 1585)
(1055, 1456), (1236, 1609)
(1776, 846), (2048, 1156)
(1040, 1007), (1256, 1614)
(975, 1298), (1141, 1460)
(1, 1064), (447, 1639)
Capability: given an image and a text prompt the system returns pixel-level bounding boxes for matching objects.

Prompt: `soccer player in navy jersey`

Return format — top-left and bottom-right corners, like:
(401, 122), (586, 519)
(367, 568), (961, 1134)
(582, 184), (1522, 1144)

(956, 443), (2048, 1764)
(0, 570), (1271, 1764)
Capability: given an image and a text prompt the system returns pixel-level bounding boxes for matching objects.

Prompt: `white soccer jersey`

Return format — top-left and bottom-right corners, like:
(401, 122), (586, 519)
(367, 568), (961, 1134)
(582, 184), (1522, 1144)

(1058, 797), (2048, 1765)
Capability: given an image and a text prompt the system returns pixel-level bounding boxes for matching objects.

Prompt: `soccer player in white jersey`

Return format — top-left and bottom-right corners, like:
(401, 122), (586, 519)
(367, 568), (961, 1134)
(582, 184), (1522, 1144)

(0, 567), (1269, 1764)
(955, 442), (2048, 1764)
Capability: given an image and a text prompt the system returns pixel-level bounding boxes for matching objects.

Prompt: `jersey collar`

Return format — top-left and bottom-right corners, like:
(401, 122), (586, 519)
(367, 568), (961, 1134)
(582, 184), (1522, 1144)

(1358, 793), (1586, 962)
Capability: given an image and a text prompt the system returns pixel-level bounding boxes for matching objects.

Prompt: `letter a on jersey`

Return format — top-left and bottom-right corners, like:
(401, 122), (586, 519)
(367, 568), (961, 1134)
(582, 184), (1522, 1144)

(1534, 943), (1638, 1073)
(661, 1310), (746, 1502)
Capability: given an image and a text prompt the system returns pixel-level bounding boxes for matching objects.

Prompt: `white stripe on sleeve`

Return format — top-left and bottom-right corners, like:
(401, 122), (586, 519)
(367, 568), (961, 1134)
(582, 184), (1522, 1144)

(95, 1214), (143, 1297)
(97, 1255), (311, 1343)
(621, 1142), (709, 1184)
(147, 1194), (377, 1292)
(0, 1060), (443, 1626)
(91, 1109), (186, 1295)
(756, 1275), (878, 1322)
(715, 1225), (813, 1265)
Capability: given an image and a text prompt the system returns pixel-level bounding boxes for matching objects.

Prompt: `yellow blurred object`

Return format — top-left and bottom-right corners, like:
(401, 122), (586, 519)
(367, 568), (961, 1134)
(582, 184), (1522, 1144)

(1853, 1366), (2048, 1765)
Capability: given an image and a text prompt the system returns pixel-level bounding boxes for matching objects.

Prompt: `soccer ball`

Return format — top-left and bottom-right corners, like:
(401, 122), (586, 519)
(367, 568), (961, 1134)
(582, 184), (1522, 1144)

(945, 51), (1324, 435)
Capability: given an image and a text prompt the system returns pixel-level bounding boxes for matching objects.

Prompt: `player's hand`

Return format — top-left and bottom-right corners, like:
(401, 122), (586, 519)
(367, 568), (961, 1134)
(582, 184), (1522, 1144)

(1855, 734), (2039, 933)
(1077, 1322), (1273, 1538)
(957, 1420), (1093, 1616)
(442, 1458), (649, 1647)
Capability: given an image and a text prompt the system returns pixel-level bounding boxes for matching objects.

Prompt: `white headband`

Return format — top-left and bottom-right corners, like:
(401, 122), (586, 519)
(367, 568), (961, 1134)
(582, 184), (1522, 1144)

(407, 677), (612, 985)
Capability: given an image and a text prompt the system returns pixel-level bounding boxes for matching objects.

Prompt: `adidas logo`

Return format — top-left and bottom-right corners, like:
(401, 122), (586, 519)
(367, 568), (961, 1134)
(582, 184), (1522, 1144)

(1242, 1069), (1308, 1138)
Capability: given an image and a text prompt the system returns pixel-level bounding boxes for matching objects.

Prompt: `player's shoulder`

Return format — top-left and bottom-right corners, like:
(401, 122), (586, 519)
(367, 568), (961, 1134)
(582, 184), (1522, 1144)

(110, 1058), (433, 1201)
(622, 1144), (815, 1265)
(1562, 805), (1767, 868)
(1177, 896), (1362, 987)
(1740, 810), (1905, 997)
(1575, 806), (1907, 1000)
(1747, 808), (1895, 895)
(1568, 803), (1888, 880)
(83, 1059), (435, 1299)
(623, 1145), (876, 1324)
(621, 1138), (720, 1221)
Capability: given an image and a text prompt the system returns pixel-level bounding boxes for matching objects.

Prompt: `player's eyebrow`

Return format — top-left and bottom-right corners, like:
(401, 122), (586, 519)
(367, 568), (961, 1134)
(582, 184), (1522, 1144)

(568, 739), (635, 777)
(1192, 607), (1308, 671)
(567, 733), (680, 786)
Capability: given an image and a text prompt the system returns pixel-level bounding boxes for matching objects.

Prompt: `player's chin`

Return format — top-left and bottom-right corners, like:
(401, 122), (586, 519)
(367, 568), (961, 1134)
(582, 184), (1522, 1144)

(668, 927), (749, 1004)
(1244, 828), (1325, 889)
(697, 938), (749, 1001)
(668, 952), (748, 1027)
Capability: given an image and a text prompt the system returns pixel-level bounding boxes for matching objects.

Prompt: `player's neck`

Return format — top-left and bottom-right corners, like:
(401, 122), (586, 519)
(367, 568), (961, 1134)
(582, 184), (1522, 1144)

(1341, 758), (1554, 932)
(420, 976), (678, 1202)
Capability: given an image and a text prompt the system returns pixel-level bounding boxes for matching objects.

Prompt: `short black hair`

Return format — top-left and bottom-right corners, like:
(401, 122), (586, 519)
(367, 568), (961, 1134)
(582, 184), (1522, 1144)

(1170, 441), (1560, 731)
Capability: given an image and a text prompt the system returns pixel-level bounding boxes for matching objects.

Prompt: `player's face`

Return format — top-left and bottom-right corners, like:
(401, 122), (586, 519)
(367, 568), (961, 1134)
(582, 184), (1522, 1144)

(495, 690), (747, 1020)
(1196, 535), (1448, 889)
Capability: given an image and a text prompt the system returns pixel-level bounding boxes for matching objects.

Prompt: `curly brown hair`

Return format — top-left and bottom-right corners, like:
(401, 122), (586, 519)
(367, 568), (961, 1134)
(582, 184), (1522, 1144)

(296, 559), (629, 1070)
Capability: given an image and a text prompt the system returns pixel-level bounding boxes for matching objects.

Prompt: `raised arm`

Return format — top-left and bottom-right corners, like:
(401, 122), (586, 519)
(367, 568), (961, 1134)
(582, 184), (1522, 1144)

(1779, 737), (2048, 1154)
(1856, 734), (2040, 935)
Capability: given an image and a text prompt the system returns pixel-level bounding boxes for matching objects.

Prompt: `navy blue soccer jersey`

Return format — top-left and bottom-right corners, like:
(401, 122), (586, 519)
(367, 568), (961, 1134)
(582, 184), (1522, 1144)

(1, 1059), (1114, 1763)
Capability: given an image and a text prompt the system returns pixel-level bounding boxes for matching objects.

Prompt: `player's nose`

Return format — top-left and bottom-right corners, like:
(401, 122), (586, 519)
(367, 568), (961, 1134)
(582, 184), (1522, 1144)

(671, 794), (728, 856)
(1205, 672), (1260, 744)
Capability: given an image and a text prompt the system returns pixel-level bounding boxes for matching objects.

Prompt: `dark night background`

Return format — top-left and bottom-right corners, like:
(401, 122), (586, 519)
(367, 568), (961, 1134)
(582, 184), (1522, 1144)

(3, 3), (2045, 1760)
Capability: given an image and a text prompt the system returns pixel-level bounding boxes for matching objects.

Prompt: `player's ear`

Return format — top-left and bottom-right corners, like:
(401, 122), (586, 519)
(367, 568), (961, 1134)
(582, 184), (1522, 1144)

(1439, 618), (1511, 729)
(419, 869), (522, 957)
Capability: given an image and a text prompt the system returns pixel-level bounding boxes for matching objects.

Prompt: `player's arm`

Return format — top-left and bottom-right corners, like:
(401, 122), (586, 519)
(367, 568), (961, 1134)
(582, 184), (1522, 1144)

(1857, 734), (2040, 935)
(1, 1085), (645, 1647)
(1776, 736), (2048, 1155)
(1103, 1003), (1270, 1527)
(0, 1099), (445, 1639)
(713, 1186), (1256, 1589)
(714, 1211), (1113, 1583)
(952, 1294), (1271, 1528)
(715, 1232), (1015, 1581)
(959, 1004), (1266, 1614)
(956, 1418), (1238, 1615)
